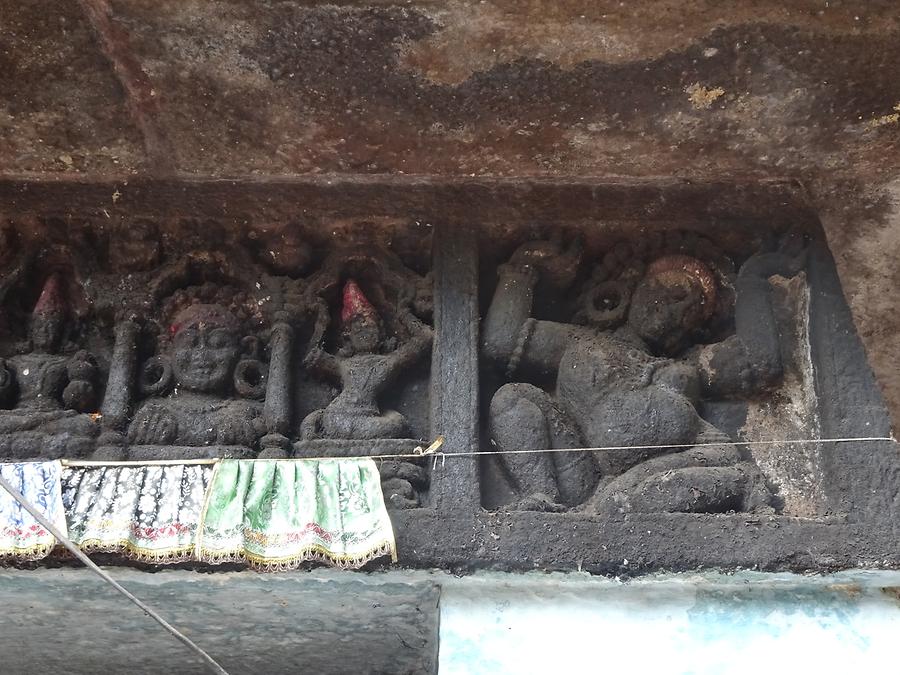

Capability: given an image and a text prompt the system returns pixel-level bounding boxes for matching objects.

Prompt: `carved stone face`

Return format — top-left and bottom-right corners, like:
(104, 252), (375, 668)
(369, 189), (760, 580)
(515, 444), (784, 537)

(627, 275), (708, 355)
(30, 314), (64, 353)
(626, 256), (716, 356)
(170, 304), (241, 392)
(345, 317), (381, 355)
(261, 229), (311, 276)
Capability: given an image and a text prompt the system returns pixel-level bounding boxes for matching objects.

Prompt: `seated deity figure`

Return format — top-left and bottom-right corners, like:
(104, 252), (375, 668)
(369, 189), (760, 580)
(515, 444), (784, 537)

(483, 235), (805, 514)
(0, 274), (100, 458)
(127, 302), (265, 456)
(301, 279), (433, 441)
(299, 278), (433, 508)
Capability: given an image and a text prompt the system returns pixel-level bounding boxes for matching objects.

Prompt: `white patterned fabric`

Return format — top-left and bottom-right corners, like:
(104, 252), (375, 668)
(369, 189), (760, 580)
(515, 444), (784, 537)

(0, 461), (66, 561)
(61, 464), (213, 563)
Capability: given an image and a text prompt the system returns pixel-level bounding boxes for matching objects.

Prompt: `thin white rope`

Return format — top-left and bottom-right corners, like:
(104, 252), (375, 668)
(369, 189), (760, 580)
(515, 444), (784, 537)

(0, 473), (230, 675)
(59, 435), (897, 466)
(448, 435), (898, 458)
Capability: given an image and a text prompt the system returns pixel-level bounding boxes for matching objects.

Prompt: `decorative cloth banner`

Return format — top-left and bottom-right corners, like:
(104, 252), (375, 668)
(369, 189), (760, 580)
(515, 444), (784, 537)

(0, 461), (67, 561)
(61, 464), (214, 563)
(197, 459), (397, 570)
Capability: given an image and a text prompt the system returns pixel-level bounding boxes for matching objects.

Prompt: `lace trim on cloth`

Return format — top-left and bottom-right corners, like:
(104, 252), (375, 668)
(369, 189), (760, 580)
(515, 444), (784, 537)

(61, 464), (214, 564)
(196, 459), (397, 571)
(0, 461), (66, 561)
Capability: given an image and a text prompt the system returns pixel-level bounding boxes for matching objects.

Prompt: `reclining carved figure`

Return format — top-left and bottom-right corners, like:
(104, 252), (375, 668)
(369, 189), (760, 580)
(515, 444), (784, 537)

(483, 234), (805, 514)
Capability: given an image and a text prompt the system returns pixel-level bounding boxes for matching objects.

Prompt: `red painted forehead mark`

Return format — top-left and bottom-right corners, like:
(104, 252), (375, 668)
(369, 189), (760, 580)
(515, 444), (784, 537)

(169, 304), (239, 337)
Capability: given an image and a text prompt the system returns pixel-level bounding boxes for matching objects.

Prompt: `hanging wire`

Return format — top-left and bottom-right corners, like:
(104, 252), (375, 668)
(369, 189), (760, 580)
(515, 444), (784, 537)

(58, 434), (897, 467)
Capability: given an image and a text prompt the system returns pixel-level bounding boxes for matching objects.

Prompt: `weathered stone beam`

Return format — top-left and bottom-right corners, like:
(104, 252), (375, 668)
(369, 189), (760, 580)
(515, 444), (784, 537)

(75, 0), (175, 173)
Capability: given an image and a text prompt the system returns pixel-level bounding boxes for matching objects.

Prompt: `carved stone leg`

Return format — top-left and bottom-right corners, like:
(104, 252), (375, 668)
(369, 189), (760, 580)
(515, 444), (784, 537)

(584, 386), (702, 476)
(300, 409), (324, 440)
(584, 445), (775, 515)
(489, 382), (595, 509)
(319, 408), (409, 441)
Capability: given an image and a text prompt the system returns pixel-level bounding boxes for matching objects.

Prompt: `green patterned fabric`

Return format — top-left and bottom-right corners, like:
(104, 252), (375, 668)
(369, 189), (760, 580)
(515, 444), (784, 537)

(197, 459), (396, 570)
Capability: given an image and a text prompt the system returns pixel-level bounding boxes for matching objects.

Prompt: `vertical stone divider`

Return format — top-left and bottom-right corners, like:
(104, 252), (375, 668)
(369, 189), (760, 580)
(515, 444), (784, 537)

(807, 240), (898, 538)
(428, 223), (480, 512)
(97, 317), (139, 452)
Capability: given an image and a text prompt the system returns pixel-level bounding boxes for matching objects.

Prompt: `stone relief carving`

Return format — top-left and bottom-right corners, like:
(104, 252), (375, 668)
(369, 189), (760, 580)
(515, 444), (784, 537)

(124, 295), (266, 457)
(482, 231), (808, 515)
(94, 242), (309, 461)
(294, 244), (434, 507)
(75, 222), (434, 490)
(1, 180), (894, 573)
(1, 213), (817, 521)
(0, 272), (101, 459)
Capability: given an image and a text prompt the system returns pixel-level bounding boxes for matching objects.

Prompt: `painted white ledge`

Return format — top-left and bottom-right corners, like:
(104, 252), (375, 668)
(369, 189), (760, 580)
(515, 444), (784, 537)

(439, 570), (900, 675)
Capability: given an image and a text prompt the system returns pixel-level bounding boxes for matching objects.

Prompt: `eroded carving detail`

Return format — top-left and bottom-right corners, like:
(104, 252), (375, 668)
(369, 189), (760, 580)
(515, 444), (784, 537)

(126, 298), (266, 456)
(295, 245), (434, 508)
(482, 232), (807, 515)
(92, 237), (310, 460)
(0, 274), (100, 458)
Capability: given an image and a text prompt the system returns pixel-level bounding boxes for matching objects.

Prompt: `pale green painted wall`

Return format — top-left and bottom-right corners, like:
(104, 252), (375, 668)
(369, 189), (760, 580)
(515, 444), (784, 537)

(439, 571), (900, 675)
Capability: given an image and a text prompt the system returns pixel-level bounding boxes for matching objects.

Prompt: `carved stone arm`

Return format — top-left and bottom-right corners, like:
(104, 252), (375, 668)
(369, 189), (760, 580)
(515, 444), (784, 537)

(304, 345), (341, 381)
(391, 313), (434, 374)
(695, 248), (807, 398)
(481, 262), (539, 369)
(300, 295), (342, 381)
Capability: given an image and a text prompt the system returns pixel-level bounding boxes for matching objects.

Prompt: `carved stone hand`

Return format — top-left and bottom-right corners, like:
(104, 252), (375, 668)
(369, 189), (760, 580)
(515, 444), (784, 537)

(129, 405), (179, 445)
(63, 380), (96, 413)
(509, 236), (583, 290)
(739, 249), (807, 280)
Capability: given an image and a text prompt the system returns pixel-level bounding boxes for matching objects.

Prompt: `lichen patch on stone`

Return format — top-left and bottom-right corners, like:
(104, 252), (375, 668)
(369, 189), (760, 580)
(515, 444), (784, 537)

(866, 103), (900, 130)
(685, 83), (725, 110)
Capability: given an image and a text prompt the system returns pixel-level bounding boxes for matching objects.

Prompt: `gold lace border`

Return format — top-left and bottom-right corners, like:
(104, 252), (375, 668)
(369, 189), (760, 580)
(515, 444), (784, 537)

(197, 539), (398, 571)
(56, 538), (197, 564)
(0, 543), (56, 562)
